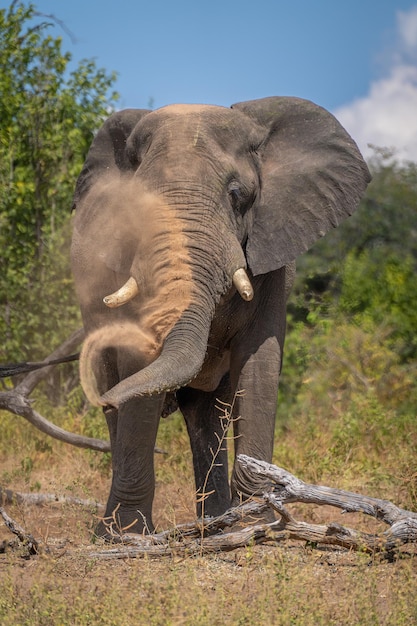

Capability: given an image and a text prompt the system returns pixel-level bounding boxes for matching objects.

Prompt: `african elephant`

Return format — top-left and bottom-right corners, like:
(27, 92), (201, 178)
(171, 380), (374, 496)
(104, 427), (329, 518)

(71, 97), (370, 538)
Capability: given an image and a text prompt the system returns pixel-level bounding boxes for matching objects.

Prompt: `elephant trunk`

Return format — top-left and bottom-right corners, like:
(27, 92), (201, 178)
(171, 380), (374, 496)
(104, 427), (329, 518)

(97, 228), (250, 409)
(100, 303), (211, 408)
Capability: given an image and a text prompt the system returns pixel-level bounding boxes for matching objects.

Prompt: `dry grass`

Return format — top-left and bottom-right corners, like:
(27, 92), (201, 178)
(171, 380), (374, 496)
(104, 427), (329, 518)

(1, 409), (417, 625)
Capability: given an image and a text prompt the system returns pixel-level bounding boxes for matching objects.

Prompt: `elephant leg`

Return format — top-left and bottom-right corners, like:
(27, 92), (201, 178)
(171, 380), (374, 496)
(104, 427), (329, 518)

(96, 348), (165, 539)
(97, 395), (164, 538)
(101, 347), (119, 448)
(177, 376), (232, 519)
(230, 268), (288, 509)
(230, 335), (281, 507)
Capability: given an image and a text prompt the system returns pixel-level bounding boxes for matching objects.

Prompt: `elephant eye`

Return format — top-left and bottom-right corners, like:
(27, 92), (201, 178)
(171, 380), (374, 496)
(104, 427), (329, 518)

(228, 181), (243, 209)
(227, 180), (253, 214)
(125, 144), (141, 169)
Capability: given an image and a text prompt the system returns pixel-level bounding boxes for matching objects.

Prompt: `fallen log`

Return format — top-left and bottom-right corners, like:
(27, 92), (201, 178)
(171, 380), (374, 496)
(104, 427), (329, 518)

(238, 455), (417, 525)
(0, 506), (39, 556)
(1, 457), (416, 560)
(0, 486), (103, 510)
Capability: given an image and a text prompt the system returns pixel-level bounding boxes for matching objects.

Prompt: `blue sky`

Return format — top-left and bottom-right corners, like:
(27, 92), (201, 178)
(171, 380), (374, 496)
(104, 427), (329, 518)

(6, 0), (417, 160)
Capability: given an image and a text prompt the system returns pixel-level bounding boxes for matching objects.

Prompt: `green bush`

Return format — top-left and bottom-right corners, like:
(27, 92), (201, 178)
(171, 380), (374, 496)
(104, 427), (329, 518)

(0, 1), (118, 362)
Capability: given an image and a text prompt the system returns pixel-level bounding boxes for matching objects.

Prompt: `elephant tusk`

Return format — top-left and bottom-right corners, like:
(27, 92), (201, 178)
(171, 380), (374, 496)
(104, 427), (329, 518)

(233, 268), (254, 302)
(103, 277), (139, 308)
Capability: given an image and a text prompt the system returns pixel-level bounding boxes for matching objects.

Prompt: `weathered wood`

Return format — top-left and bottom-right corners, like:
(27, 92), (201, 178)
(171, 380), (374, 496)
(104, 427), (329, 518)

(2, 456), (416, 560)
(385, 518), (417, 551)
(0, 329), (166, 454)
(0, 506), (39, 555)
(238, 454), (417, 525)
(84, 457), (417, 559)
(0, 328), (112, 451)
(0, 487), (103, 509)
(0, 388), (111, 451)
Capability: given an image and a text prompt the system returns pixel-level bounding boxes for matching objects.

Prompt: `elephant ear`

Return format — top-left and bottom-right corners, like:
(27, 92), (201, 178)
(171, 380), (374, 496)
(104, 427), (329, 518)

(72, 108), (151, 209)
(231, 97), (371, 276)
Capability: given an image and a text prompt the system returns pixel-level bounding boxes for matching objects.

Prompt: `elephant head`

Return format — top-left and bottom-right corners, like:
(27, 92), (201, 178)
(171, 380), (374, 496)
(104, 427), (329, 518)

(72, 97), (370, 412)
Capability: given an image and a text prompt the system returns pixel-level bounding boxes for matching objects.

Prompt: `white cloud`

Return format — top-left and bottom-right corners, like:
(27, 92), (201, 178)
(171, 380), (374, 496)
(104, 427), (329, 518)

(397, 6), (417, 52)
(334, 6), (417, 163)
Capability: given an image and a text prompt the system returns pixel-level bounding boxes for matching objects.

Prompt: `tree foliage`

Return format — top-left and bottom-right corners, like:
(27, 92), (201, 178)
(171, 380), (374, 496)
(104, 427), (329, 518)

(0, 1), (119, 361)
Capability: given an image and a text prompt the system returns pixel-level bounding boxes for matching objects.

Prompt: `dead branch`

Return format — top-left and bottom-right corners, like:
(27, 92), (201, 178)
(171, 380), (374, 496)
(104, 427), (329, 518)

(82, 457), (417, 559)
(0, 506), (39, 555)
(0, 329), (110, 451)
(0, 387), (111, 452)
(237, 455), (417, 525)
(0, 486), (103, 510)
(2, 456), (416, 559)
(0, 328), (166, 454)
(239, 455), (417, 552)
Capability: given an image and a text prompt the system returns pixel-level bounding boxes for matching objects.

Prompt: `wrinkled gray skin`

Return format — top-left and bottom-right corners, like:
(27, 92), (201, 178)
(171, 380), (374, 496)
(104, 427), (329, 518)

(71, 97), (371, 539)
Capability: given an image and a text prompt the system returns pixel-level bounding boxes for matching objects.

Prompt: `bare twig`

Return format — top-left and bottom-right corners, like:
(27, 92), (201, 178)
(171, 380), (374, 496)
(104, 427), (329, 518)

(0, 487), (103, 510)
(14, 328), (84, 396)
(197, 393), (242, 519)
(0, 506), (39, 555)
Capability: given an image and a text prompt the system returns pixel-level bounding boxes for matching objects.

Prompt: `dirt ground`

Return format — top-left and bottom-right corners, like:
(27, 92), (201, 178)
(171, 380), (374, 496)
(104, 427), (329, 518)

(1, 453), (416, 626)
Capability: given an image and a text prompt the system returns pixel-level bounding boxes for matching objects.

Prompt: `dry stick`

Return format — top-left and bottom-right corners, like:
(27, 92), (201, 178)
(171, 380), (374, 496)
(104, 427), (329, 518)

(86, 524), (280, 559)
(0, 487), (103, 510)
(87, 501), (279, 559)
(14, 327), (85, 396)
(0, 506), (39, 555)
(197, 393), (242, 520)
(126, 500), (272, 544)
(0, 327), (166, 454)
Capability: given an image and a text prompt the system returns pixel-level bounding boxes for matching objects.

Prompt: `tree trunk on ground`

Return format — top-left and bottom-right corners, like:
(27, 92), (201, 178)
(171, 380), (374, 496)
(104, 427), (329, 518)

(2, 456), (416, 559)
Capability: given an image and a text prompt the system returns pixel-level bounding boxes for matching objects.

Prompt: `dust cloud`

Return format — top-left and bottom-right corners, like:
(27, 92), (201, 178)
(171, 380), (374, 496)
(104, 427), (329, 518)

(71, 174), (194, 404)
(79, 322), (161, 405)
